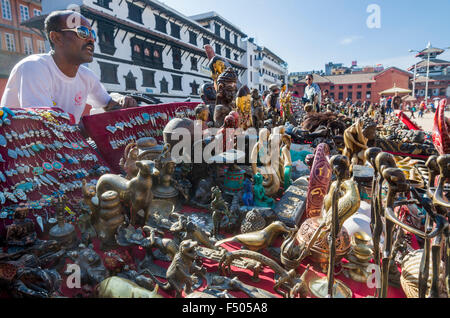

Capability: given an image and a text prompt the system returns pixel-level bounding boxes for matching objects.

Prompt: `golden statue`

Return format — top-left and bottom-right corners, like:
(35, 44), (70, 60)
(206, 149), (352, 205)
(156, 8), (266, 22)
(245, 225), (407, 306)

(236, 85), (253, 130)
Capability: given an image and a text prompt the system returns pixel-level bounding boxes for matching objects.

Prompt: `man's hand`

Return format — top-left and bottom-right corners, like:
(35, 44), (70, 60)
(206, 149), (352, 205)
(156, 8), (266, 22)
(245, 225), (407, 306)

(117, 95), (138, 108)
(104, 93), (138, 112)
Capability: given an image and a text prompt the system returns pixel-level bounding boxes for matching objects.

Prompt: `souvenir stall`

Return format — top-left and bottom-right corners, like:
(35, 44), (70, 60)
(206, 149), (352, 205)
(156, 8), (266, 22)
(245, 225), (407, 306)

(1, 58), (449, 299)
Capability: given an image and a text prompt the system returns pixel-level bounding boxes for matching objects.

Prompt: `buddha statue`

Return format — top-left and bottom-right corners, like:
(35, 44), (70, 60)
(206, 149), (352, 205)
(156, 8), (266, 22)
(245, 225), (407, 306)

(153, 144), (179, 203)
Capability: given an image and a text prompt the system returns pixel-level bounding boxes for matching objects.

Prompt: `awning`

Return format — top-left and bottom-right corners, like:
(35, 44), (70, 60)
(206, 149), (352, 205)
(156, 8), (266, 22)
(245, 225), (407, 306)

(379, 84), (412, 96)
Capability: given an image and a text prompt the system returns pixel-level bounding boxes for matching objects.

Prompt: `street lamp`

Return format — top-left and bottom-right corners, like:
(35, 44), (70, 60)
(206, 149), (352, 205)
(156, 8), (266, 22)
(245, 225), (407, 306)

(409, 49), (419, 99)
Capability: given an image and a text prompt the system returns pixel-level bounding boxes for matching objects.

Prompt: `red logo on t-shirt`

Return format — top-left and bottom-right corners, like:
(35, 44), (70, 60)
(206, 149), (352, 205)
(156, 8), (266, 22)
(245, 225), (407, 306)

(74, 91), (83, 106)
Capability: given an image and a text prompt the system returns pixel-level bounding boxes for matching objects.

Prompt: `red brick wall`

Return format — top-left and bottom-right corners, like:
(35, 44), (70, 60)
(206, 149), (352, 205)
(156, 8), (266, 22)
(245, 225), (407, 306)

(0, 0), (44, 54)
(374, 68), (411, 101)
(289, 68), (412, 105)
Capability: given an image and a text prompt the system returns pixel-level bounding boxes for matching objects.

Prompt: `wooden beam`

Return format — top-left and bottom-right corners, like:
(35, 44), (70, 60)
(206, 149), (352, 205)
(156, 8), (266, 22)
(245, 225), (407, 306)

(121, 31), (129, 43)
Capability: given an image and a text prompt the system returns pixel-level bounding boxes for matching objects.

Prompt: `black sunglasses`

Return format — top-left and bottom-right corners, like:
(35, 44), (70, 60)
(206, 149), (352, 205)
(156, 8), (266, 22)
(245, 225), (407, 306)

(59, 26), (97, 41)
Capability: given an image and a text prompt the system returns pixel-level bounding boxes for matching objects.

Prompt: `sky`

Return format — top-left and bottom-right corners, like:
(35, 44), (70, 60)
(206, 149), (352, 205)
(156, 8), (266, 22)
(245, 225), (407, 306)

(160, 0), (450, 73)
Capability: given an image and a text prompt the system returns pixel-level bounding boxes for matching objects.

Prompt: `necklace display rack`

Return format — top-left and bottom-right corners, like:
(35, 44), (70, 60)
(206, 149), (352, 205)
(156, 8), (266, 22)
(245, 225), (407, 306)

(81, 102), (198, 172)
(0, 107), (112, 238)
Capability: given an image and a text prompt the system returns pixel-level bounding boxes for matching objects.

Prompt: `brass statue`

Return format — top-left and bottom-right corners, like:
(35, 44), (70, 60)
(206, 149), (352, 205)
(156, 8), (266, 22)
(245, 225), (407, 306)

(251, 88), (265, 129)
(215, 221), (293, 252)
(119, 142), (139, 179)
(210, 186), (231, 239)
(95, 191), (124, 250)
(194, 104), (211, 130)
(200, 82), (217, 124)
(265, 84), (281, 126)
(213, 68), (238, 128)
(141, 240), (206, 298)
(95, 160), (160, 226)
(236, 85), (253, 130)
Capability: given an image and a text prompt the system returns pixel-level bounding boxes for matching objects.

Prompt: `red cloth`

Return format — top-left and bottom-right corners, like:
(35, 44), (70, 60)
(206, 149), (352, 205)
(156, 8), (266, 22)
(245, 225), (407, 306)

(432, 99), (449, 155)
(81, 103), (199, 173)
(397, 111), (421, 131)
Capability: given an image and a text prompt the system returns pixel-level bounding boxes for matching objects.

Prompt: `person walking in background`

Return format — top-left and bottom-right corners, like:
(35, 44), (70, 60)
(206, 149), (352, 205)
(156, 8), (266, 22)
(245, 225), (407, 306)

(419, 103), (425, 118)
(410, 104), (416, 119)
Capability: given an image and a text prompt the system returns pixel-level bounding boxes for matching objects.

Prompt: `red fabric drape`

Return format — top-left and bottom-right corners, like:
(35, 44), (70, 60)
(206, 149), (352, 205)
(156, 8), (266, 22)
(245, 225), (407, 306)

(81, 103), (199, 173)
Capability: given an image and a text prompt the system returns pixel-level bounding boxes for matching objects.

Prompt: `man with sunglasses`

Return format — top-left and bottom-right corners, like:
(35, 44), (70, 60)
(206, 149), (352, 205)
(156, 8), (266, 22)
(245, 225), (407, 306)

(0, 10), (137, 123)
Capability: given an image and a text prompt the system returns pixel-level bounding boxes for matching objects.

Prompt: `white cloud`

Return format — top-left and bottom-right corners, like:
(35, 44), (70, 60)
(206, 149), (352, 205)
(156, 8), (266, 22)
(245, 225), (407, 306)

(340, 35), (364, 45)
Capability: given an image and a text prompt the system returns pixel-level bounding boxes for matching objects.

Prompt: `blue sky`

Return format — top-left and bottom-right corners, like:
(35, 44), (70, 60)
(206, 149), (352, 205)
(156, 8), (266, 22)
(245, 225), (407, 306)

(161, 0), (450, 73)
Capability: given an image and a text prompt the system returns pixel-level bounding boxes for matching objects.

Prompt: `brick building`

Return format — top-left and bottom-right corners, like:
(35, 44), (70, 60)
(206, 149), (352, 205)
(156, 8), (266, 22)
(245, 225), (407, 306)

(0, 0), (45, 97)
(289, 67), (412, 104)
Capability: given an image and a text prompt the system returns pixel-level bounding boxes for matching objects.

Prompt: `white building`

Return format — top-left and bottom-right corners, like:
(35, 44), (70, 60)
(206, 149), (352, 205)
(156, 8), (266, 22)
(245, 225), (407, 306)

(28, 1), (287, 102)
(243, 38), (288, 92)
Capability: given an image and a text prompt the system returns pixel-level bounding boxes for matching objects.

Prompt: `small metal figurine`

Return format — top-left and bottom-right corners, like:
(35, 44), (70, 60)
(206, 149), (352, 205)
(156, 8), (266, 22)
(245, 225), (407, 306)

(242, 179), (254, 206)
(194, 104), (212, 130)
(253, 173), (275, 208)
(210, 186), (231, 239)
(200, 82), (217, 124)
(49, 197), (77, 249)
(265, 84), (281, 126)
(141, 240), (206, 298)
(119, 142), (139, 179)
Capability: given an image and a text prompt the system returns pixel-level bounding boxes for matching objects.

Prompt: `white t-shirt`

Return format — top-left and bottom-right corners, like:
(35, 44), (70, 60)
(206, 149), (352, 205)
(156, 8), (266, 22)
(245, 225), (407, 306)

(0, 53), (111, 123)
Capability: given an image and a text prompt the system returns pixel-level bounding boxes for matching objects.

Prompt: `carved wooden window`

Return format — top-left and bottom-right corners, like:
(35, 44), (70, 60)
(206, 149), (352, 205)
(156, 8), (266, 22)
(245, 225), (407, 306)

(127, 1), (143, 24)
(155, 15), (167, 33)
(142, 69), (156, 87)
(124, 71), (137, 91)
(215, 43), (221, 56)
(189, 31), (197, 46)
(225, 48), (231, 59)
(170, 22), (180, 39)
(225, 29), (230, 42)
(172, 75), (182, 91)
(98, 61), (119, 84)
(172, 47), (182, 70)
(98, 21), (116, 55)
(203, 37), (210, 46)
(190, 80), (199, 95)
(94, 0), (112, 10)
(191, 57), (198, 71)
(160, 77), (169, 93)
(214, 23), (221, 36)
